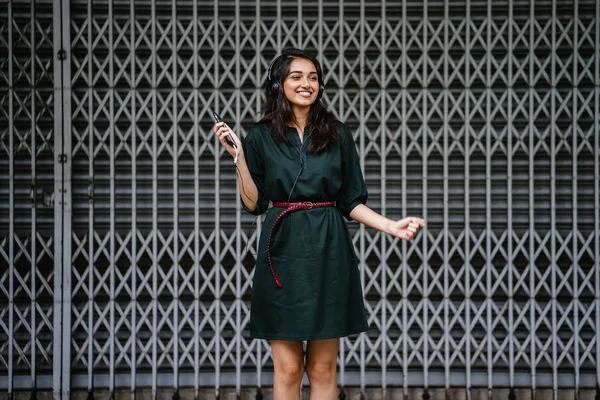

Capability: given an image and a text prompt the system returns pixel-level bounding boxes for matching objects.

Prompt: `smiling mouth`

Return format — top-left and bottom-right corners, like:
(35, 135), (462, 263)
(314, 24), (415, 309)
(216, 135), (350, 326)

(297, 91), (313, 97)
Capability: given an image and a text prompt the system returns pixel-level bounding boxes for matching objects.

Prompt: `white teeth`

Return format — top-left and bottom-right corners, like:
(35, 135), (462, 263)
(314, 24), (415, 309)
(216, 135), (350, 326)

(297, 91), (312, 97)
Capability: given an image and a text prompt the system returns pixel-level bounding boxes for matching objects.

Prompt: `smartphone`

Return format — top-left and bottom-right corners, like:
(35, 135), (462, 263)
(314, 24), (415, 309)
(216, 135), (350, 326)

(212, 111), (237, 148)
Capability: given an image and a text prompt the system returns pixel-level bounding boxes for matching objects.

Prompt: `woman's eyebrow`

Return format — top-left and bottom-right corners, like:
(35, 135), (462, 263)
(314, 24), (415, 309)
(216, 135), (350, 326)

(287, 70), (318, 75)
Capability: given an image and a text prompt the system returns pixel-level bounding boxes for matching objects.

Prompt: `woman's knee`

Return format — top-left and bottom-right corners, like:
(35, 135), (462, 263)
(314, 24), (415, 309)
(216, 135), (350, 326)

(275, 359), (305, 386)
(271, 340), (305, 386)
(305, 338), (338, 386)
(306, 359), (336, 385)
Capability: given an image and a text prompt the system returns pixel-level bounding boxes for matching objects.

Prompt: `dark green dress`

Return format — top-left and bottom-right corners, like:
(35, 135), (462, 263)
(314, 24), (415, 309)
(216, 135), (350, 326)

(242, 121), (369, 341)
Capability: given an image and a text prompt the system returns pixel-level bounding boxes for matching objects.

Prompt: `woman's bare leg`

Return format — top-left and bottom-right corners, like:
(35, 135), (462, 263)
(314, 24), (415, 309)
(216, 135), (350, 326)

(305, 338), (339, 400)
(271, 340), (305, 400)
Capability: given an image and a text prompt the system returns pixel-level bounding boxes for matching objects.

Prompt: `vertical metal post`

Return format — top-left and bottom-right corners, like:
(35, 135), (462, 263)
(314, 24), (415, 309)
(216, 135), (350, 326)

(486, 0), (493, 394)
(109, 0), (116, 395)
(234, 0), (242, 396)
(297, 0), (302, 46)
(192, 0), (199, 396)
(130, 0), (137, 397)
(464, 1), (472, 397)
(422, 0), (429, 392)
(379, 0), (388, 393)
(572, 1), (580, 396)
(359, 0), (367, 392)
(61, 0), (73, 393)
(213, 1), (221, 397)
(86, 0), (95, 396)
(151, 1), (158, 397)
(172, 0), (179, 394)
(53, 0), (72, 397)
(507, 0), (515, 394)
(443, 0), (450, 395)
(595, 0), (600, 393)
(550, 1), (558, 398)
(7, 0), (14, 396)
(30, 3), (38, 392)
(529, 0), (536, 395)
(401, 1), (408, 397)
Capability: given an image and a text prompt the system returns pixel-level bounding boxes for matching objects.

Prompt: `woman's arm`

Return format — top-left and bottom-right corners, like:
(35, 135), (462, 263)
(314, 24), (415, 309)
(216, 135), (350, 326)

(214, 122), (259, 211)
(232, 155), (259, 211)
(349, 204), (426, 240)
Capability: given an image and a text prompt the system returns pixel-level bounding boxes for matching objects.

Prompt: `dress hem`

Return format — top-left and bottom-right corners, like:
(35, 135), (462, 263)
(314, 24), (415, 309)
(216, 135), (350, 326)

(250, 325), (369, 341)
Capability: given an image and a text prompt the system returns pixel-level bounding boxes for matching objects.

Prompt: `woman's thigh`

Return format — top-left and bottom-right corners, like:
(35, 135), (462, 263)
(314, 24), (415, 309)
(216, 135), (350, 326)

(271, 340), (305, 370)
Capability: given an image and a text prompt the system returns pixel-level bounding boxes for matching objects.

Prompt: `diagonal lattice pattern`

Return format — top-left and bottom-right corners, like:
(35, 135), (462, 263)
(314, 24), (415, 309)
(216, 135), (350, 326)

(0, 0), (598, 398)
(0, 0), (56, 393)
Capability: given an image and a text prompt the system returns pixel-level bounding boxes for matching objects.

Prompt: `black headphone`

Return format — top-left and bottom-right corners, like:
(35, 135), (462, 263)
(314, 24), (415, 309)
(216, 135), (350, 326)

(267, 51), (325, 100)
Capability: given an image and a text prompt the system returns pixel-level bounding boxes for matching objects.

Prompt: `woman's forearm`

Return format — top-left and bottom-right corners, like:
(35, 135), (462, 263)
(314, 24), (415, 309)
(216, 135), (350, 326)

(348, 204), (393, 234)
(235, 155), (260, 211)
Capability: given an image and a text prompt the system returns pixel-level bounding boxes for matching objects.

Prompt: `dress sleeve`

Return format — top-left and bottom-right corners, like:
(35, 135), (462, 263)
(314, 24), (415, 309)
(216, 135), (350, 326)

(241, 127), (270, 215)
(337, 124), (368, 220)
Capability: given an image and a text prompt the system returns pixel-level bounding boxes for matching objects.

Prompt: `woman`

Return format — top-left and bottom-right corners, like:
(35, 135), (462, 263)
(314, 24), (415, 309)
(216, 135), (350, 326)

(214, 48), (425, 400)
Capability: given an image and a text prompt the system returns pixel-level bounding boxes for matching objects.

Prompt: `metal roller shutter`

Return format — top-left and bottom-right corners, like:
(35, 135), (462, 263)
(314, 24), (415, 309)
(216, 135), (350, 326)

(1, 0), (599, 398)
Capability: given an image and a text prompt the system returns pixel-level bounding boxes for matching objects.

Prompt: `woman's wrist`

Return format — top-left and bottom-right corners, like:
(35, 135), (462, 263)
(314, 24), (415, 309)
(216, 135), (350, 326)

(233, 151), (246, 167)
(383, 220), (395, 235)
(351, 205), (395, 234)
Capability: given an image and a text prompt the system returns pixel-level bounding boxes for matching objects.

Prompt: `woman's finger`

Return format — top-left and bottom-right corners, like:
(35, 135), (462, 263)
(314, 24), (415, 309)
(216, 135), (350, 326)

(213, 121), (224, 133)
(217, 125), (229, 134)
(219, 132), (233, 144)
(215, 124), (233, 139)
(215, 125), (233, 137)
(215, 127), (232, 142)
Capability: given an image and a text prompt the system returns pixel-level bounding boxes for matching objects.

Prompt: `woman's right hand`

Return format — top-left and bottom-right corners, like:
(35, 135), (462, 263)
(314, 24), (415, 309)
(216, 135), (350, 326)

(387, 217), (426, 241)
(213, 121), (243, 159)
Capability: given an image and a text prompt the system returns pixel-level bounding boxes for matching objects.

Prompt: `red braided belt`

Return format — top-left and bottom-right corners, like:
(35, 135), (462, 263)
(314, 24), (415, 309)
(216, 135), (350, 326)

(268, 201), (336, 288)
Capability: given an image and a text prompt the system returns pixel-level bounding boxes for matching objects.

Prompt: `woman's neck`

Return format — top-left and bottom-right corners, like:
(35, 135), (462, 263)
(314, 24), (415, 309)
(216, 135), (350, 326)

(289, 106), (310, 130)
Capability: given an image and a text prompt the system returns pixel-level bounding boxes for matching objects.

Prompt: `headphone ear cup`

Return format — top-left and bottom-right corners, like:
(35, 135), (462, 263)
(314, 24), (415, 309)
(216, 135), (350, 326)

(271, 81), (280, 93)
(317, 83), (325, 100)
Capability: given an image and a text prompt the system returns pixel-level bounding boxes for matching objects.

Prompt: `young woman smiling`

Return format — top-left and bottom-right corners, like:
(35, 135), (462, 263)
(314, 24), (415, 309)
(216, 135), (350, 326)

(214, 48), (425, 400)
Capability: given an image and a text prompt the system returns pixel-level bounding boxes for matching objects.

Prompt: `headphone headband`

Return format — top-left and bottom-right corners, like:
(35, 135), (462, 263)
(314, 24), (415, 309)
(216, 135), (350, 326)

(267, 54), (282, 84)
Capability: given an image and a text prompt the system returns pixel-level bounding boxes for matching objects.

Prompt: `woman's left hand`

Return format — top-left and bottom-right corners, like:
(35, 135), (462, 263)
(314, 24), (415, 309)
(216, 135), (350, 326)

(387, 217), (426, 241)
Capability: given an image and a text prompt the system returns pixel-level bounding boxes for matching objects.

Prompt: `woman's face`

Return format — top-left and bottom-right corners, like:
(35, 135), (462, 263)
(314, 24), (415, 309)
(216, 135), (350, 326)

(282, 58), (320, 110)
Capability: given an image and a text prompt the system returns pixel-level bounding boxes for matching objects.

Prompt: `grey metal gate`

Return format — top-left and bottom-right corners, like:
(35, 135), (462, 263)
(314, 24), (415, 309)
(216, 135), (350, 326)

(1, 0), (599, 399)
(1, 0), (61, 396)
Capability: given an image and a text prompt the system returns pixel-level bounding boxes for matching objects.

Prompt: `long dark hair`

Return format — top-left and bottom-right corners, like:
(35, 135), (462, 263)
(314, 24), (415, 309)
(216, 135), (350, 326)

(259, 48), (339, 154)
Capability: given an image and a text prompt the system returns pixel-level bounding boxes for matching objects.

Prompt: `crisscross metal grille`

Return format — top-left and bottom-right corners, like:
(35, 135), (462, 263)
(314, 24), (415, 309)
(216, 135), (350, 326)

(1, 0), (599, 398)
(0, 0), (57, 394)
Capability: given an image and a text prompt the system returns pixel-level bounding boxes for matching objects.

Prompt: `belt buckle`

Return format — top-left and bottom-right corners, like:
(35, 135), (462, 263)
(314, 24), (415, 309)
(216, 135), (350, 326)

(303, 201), (313, 210)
